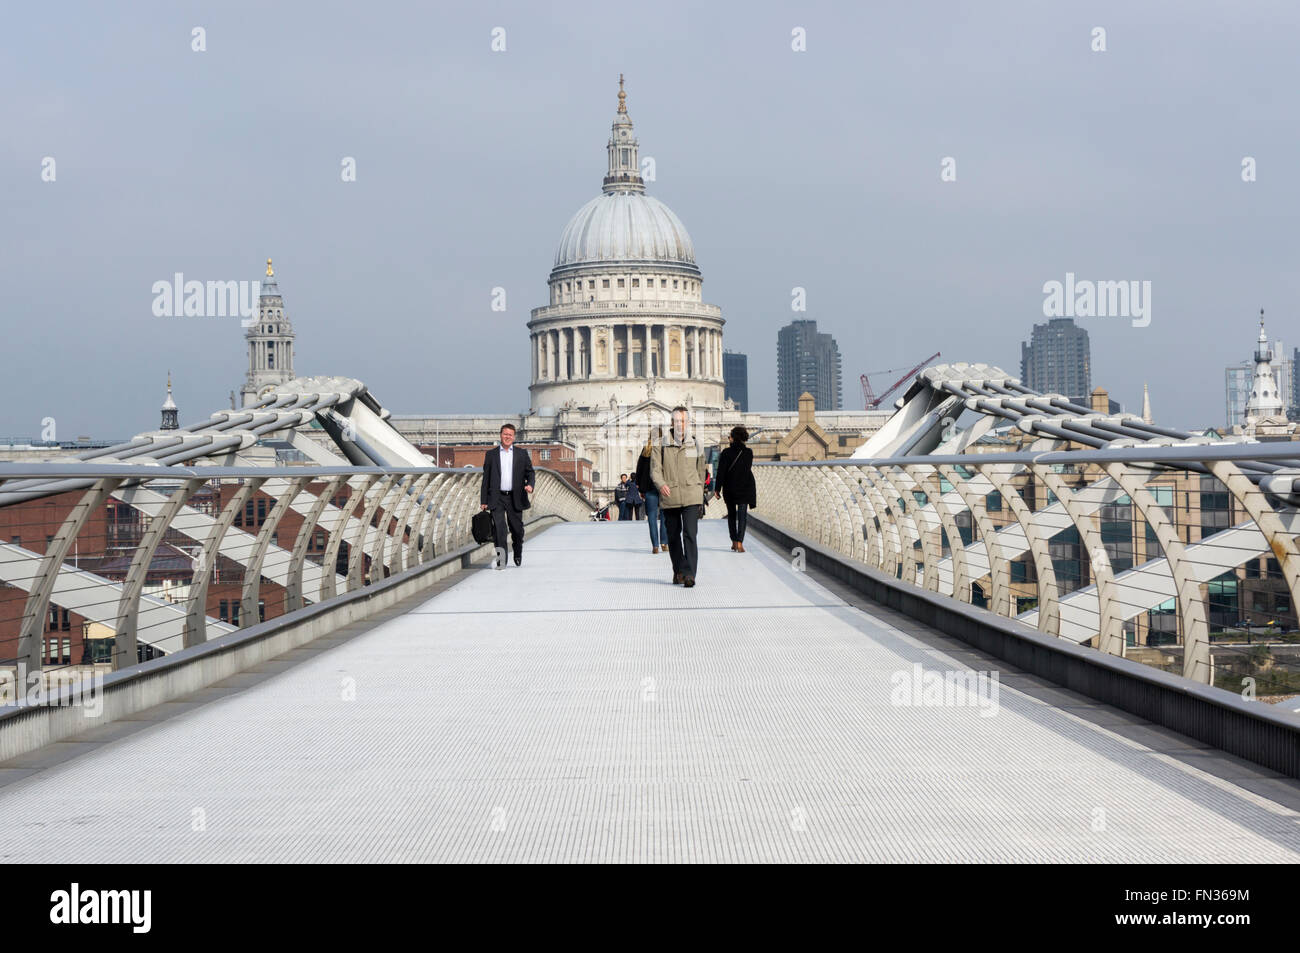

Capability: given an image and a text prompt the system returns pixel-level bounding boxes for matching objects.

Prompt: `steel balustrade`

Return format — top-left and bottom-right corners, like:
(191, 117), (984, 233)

(0, 463), (593, 674)
(753, 444), (1300, 686)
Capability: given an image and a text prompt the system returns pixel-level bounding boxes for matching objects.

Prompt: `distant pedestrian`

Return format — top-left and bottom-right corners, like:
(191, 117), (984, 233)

(624, 474), (643, 520)
(636, 429), (670, 553)
(714, 425), (756, 553)
(652, 406), (707, 587)
(615, 474), (630, 520)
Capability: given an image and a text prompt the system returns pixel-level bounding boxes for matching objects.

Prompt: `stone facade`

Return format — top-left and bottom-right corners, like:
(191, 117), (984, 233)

(240, 259), (296, 408)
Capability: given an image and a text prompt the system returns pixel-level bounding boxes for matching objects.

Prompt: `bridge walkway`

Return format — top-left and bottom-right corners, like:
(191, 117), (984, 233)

(1, 520), (1298, 862)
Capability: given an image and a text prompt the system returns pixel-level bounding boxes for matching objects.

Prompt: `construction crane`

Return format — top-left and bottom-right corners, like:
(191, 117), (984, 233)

(860, 352), (941, 409)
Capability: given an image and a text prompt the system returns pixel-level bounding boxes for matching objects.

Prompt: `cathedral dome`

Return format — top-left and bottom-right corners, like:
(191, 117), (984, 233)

(553, 192), (697, 272)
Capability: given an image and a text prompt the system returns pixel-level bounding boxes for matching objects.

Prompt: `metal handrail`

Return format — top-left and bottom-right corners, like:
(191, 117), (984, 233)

(750, 447), (1300, 688)
(0, 463), (593, 676)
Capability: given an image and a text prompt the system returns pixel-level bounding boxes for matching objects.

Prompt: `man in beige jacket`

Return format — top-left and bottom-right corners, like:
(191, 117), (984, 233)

(651, 405), (708, 587)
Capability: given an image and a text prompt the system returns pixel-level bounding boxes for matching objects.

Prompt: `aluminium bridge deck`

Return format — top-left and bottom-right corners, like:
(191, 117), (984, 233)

(1, 520), (1298, 863)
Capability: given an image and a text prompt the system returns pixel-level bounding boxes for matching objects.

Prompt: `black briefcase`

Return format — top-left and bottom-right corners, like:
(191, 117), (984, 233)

(471, 508), (494, 544)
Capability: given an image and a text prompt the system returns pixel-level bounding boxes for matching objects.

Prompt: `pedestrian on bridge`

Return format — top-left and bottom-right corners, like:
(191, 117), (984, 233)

(636, 429), (669, 553)
(480, 423), (534, 569)
(624, 473), (643, 521)
(714, 425), (756, 553)
(615, 474), (630, 520)
(652, 406), (707, 588)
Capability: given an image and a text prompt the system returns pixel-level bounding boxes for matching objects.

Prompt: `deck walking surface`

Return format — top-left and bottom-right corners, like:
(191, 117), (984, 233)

(1, 520), (1298, 862)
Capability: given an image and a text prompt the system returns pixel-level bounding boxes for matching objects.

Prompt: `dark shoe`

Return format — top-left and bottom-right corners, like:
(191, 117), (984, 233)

(683, 576), (695, 588)
(652, 545), (659, 554)
(730, 541), (738, 551)
(673, 572), (684, 584)
(514, 553), (521, 566)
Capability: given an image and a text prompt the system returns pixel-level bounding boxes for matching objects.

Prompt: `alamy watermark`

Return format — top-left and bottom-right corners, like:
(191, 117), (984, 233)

(889, 663), (1000, 717)
(0, 663), (104, 717)
(152, 274), (261, 326)
(50, 883), (151, 933)
(1042, 272), (1151, 327)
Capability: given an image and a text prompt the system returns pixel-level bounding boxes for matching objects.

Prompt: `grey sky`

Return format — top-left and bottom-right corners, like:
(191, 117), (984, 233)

(2, 0), (1297, 439)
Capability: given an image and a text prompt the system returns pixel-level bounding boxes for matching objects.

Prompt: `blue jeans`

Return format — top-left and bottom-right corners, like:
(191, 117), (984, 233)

(644, 491), (669, 548)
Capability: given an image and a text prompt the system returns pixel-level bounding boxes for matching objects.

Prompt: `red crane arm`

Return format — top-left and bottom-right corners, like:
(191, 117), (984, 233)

(870, 351), (941, 408)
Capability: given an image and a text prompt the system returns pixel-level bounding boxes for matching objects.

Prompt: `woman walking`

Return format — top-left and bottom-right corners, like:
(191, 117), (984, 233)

(636, 430), (669, 553)
(714, 425), (756, 552)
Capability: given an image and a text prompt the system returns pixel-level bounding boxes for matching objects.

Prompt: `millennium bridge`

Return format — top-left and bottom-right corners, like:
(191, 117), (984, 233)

(1, 366), (1298, 862)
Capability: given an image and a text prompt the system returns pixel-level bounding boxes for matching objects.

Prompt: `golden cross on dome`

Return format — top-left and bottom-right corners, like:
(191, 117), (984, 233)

(266, 258), (274, 278)
(617, 74), (626, 113)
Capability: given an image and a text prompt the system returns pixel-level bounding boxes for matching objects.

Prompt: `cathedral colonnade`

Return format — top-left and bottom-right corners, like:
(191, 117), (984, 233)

(530, 320), (724, 384)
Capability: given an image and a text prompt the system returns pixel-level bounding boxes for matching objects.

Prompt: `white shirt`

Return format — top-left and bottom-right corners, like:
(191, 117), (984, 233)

(498, 445), (514, 491)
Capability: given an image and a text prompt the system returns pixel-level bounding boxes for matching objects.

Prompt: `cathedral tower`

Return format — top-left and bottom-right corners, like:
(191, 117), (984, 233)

(240, 258), (296, 407)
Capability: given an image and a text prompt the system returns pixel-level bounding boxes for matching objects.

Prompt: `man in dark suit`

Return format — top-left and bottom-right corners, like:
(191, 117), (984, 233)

(480, 424), (535, 568)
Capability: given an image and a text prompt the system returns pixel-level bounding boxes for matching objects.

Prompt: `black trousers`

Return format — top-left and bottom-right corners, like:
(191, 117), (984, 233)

(726, 499), (749, 542)
(663, 505), (699, 579)
(490, 499), (525, 559)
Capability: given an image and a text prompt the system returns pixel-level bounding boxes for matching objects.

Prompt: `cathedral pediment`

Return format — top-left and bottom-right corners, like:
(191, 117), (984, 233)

(602, 397), (677, 426)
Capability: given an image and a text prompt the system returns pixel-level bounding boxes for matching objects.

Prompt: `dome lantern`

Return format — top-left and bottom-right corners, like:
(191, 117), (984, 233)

(604, 74), (645, 195)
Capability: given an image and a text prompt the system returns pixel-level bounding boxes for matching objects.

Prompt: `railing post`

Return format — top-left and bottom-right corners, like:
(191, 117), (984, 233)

(350, 474), (400, 590)
(1104, 462), (1209, 683)
(1031, 463), (1125, 659)
(186, 477), (266, 648)
(387, 474), (432, 575)
(18, 478), (123, 671)
(322, 474), (380, 600)
(983, 461), (1060, 634)
(1207, 459), (1300, 666)
(902, 465), (944, 589)
(878, 466), (926, 586)
(407, 474), (442, 566)
(418, 475), (454, 562)
(241, 476), (310, 627)
(941, 464), (1011, 616)
(113, 478), (203, 669)
(921, 469), (971, 602)
(862, 465), (905, 578)
(441, 477), (477, 553)
(286, 474), (348, 612)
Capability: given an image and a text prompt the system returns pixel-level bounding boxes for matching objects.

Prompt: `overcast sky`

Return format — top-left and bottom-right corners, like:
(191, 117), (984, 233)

(2, 0), (1297, 440)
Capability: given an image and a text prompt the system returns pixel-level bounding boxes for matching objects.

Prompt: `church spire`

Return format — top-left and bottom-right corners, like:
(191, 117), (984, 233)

(161, 371), (179, 430)
(603, 74), (645, 194)
(1246, 307), (1284, 423)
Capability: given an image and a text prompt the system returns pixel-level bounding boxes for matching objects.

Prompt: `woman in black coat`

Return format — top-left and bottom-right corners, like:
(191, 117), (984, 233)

(714, 425), (756, 552)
